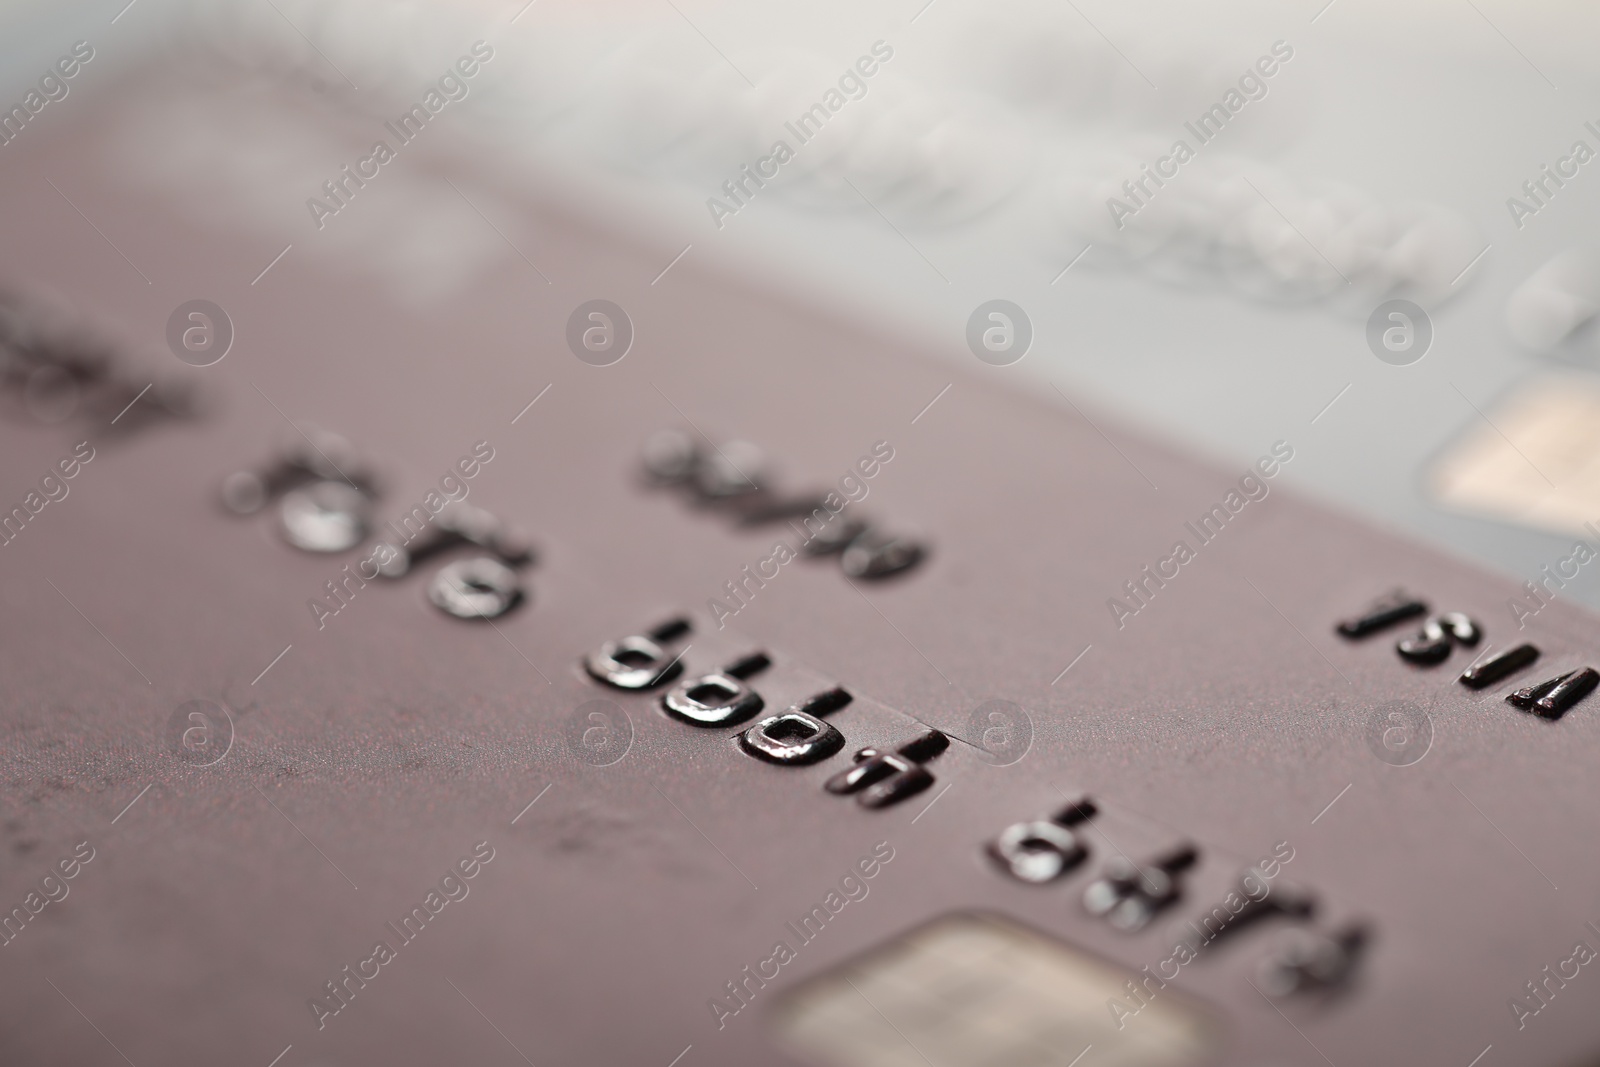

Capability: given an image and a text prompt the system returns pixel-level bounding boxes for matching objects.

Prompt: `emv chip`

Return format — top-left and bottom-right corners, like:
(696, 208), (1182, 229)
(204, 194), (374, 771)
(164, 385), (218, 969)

(771, 912), (1218, 1067)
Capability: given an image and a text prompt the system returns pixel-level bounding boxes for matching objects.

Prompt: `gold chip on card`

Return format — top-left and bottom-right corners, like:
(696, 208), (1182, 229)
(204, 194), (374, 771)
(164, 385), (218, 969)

(771, 912), (1218, 1067)
(1429, 373), (1600, 537)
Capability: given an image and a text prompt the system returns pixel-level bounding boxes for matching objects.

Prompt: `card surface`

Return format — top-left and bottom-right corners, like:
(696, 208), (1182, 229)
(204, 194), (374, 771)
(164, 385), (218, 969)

(4, 55), (1600, 1067)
